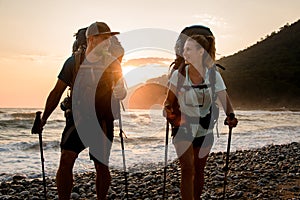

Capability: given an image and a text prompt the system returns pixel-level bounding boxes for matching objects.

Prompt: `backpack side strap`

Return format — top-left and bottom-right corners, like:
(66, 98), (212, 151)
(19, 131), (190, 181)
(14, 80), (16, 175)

(71, 47), (85, 89)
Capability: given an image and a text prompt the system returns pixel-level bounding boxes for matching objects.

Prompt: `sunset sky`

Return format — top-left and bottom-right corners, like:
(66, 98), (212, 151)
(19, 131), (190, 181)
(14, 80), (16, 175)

(0, 0), (299, 108)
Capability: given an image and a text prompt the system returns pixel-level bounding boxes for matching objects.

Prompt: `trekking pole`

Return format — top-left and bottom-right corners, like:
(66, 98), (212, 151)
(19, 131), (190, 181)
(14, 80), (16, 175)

(162, 120), (169, 199)
(31, 111), (47, 200)
(222, 113), (235, 200)
(118, 102), (129, 199)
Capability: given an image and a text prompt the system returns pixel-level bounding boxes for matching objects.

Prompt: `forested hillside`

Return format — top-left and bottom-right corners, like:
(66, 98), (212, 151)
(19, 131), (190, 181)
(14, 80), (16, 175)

(218, 20), (300, 110)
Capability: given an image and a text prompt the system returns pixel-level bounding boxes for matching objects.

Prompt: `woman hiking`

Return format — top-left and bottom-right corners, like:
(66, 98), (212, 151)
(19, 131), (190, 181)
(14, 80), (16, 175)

(164, 30), (238, 199)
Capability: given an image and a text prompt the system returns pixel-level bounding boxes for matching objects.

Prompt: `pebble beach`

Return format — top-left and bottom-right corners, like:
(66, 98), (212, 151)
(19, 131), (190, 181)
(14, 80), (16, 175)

(1, 142), (299, 200)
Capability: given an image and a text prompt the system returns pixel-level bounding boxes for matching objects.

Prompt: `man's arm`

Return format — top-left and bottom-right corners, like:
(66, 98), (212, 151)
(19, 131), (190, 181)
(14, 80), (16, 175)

(41, 79), (67, 126)
(111, 59), (127, 100)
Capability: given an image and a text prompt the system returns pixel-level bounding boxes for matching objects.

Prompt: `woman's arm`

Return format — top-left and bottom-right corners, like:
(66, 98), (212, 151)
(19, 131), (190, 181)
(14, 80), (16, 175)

(163, 84), (182, 127)
(217, 90), (238, 128)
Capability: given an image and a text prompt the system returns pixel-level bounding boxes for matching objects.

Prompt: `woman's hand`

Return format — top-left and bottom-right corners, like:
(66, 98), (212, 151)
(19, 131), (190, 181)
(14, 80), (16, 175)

(163, 105), (182, 127)
(224, 113), (238, 128)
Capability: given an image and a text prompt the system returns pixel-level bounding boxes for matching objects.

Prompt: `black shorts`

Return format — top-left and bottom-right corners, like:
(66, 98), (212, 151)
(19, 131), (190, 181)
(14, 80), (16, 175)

(61, 117), (114, 164)
(172, 126), (214, 148)
(192, 132), (214, 148)
(61, 123), (85, 154)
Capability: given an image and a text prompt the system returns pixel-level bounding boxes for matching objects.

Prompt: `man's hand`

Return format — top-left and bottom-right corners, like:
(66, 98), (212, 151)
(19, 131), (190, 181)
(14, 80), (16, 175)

(113, 78), (127, 100)
(32, 111), (44, 134)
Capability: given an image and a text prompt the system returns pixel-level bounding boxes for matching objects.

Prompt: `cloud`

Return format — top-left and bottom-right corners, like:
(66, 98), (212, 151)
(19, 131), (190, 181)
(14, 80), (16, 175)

(192, 14), (228, 28)
(0, 53), (64, 64)
(19, 54), (64, 62)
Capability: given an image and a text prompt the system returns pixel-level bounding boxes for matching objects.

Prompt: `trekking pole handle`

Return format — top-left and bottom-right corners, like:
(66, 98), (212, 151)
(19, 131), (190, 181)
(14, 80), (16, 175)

(32, 111), (43, 134)
(224, 113), (235, 126)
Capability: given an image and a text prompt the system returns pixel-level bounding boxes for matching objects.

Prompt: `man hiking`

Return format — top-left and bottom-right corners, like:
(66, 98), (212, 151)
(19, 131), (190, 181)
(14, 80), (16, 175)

(39, 21), (127, 200)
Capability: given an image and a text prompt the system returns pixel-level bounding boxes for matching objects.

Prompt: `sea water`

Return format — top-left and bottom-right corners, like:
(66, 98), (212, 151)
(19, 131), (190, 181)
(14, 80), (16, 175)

(0, 108), (299, 181)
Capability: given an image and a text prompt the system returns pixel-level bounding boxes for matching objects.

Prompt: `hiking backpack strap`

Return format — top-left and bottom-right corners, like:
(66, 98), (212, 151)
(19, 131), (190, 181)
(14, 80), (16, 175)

(209, 65), (217, 102)
(175, 63), (187, 93)
(209, 64), (226, 136)
(71, 27), (88, 89)
(60, 27), (87, 117)
(71, 47), (86, 89)
(175, 63), (225, 134)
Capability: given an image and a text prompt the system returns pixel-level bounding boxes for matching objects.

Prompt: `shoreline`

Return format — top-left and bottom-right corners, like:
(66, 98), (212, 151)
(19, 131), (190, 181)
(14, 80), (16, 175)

(1, 106), (300, 112)
(1, 142), (299, 199)
(234, 106), (300, 112)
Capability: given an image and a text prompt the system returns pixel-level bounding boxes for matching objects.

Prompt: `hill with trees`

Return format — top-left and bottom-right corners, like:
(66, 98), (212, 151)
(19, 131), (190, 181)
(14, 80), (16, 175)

(218, 19), (300, 110)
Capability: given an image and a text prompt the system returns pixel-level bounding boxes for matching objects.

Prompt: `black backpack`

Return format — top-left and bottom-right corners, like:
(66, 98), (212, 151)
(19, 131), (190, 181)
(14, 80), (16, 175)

(71, 28), (88, 86)
(168, 25), (225, 131)
(72, 27), (88, 54)
(60, 28), (87, 115)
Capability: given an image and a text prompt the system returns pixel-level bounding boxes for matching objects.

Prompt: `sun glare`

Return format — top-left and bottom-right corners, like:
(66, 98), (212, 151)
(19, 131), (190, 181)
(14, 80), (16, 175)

(120, 49), (174, 88)
(122, 66), (136, 75)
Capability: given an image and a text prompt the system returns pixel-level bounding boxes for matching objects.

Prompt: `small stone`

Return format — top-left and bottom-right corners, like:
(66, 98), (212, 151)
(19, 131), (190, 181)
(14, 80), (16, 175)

(278, 154), (285, 161)
(0, 195), (12, 200)
(172, 187), (180, 193)
(215, 174), (224, 181)
(12, 174), (27, 182)
(234, 191), (244, 198)
(144, 175), (152, 182)
(71, 192), (80, 199)
(19, 190), (30, 196)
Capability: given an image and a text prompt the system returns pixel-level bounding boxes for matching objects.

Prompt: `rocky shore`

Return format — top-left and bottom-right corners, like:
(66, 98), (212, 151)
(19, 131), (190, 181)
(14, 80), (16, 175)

(1, 142), (299, 200)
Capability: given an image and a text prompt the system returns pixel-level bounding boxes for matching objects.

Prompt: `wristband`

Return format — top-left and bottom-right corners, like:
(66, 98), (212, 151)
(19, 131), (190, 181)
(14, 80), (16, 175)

(227, 113), (235, 120)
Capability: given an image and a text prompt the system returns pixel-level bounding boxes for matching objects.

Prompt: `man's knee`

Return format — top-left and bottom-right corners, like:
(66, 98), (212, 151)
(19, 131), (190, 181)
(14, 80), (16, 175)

(59, 150), (78, 168)
(95, 162), (108, 172)
(94, 162), (111, 179)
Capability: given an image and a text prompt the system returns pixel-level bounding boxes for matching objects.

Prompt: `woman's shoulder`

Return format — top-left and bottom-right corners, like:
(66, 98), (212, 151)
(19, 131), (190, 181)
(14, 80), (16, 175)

(171, 69), (179, 77)
(168, 69), (179, 86)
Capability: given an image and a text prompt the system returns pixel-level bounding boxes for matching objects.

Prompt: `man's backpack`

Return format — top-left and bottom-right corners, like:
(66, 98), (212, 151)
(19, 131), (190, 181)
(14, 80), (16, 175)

(72, 27), (88, 54)
(72, 27), (88, 86)
(168, 25), (225, 132)
(60, 28), (87, 115)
